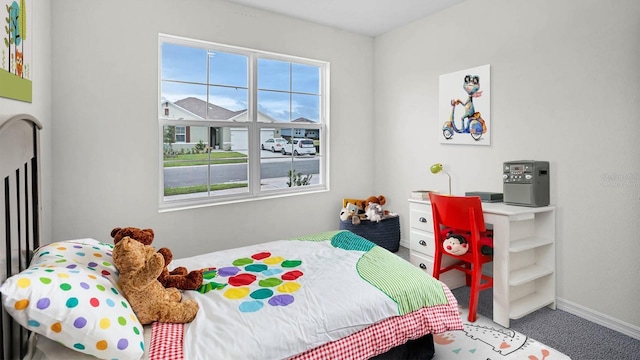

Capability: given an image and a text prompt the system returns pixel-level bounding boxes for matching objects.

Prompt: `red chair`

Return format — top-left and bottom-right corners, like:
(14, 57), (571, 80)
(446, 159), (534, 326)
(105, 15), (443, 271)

(429, 193), (493, 322)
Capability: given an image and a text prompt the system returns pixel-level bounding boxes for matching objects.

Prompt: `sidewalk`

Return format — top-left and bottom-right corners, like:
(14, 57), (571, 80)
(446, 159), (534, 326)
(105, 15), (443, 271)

(260, 176), (320, 189)
(166, 176), (320, 201)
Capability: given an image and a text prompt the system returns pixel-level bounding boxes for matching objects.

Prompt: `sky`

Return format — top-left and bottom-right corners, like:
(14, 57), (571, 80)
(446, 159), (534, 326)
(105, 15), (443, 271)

(161, 43), (321, 122)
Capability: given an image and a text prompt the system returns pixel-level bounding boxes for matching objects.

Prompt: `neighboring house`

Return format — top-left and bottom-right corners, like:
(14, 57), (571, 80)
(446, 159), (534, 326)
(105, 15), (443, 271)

(280, 117), (319, 140)
(161, 97), (280, 151)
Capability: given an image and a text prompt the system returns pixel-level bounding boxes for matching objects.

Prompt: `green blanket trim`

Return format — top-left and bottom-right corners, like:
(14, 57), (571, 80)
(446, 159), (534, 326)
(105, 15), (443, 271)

(330, 230), (376, 252)
(291, 230), (343, 242)
(293, 230), (449, 314)
(356, 246), (449, 315)
(293, 230), (375, 251)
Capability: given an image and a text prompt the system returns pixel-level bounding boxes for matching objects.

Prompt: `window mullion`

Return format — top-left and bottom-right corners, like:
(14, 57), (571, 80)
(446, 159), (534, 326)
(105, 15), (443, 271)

(248, 54), (261, 195)
(289, 63), (293, 122)
(206, 52), (212, 195)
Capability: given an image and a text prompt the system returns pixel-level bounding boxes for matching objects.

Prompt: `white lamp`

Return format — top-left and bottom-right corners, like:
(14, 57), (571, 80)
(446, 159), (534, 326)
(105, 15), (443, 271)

(430, 163), (451, 194)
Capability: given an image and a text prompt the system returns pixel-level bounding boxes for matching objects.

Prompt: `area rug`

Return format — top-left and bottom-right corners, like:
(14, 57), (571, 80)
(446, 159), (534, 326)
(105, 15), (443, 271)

(433, 307), (572, 359)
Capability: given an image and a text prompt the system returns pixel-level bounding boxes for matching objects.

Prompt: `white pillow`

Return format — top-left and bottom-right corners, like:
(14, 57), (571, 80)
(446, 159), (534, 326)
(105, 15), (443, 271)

(0, 239), (144, 360)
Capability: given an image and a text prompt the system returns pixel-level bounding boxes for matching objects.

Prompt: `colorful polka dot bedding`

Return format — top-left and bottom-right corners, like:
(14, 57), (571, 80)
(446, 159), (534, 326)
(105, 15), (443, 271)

(1, 232), (463, 359)
(0, 239), (144, 360)
(172, 231), (461, 359)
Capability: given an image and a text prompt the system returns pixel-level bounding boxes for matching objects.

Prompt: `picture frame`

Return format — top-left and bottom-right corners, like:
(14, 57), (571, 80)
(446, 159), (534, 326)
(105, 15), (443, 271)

(1, 0), (33, 103)
(438, 64), (490, 145)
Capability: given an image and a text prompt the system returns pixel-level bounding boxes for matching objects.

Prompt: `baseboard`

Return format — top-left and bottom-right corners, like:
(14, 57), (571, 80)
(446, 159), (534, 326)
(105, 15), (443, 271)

(397, 243), (639, 340)
(556, 297), (640, 341)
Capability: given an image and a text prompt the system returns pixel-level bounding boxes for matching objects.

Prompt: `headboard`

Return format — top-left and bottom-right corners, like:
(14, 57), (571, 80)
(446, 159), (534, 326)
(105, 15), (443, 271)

(0, 114), (42, 360)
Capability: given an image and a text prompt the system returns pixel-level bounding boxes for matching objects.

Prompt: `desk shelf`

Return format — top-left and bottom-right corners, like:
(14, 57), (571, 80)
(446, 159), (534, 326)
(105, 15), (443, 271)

(408, 200), (556, 328)
(498, 205), (556, 327)
(510, 292), (556, 319)
(509, 264), (554, 286)
(510, 237), (553, 253)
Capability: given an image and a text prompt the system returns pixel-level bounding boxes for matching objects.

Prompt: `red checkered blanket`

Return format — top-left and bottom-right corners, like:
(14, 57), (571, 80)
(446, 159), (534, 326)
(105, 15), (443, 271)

(149, 289), (461, 360)
(149, 322), (184, 360)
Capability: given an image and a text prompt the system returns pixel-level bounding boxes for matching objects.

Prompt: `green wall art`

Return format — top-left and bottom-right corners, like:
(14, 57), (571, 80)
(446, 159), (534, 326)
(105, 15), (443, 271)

(1, 0), (32, 103)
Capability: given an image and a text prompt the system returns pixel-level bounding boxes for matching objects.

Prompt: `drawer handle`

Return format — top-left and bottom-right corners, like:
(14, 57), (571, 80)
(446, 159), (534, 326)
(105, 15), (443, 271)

(419, 240), (427, 246)
(418, 217), (427, 223)
(419, 263), (427, 270)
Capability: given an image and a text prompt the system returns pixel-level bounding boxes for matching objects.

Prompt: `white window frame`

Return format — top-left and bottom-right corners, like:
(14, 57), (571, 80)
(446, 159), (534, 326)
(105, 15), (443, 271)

(158, 34), (330, 211)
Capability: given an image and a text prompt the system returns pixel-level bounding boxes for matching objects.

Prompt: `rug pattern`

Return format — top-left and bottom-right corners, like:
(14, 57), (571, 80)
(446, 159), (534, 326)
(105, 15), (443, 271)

(433, 307), (571, 359)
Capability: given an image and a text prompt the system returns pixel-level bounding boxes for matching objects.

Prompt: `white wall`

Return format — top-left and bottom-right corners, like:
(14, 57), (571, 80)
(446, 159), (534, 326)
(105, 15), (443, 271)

(0, 1), (52, 244)
(42, 0), (640, 335)
(374, 0), (640, 330)
(50, 0), (374, 255)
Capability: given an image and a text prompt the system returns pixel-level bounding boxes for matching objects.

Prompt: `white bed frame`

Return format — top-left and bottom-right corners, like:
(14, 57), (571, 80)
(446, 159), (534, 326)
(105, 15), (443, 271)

(1, 114), (42, 360)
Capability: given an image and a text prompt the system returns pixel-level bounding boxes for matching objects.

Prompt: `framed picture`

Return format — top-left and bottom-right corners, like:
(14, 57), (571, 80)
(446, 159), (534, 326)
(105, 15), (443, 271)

(1, 0), (32, 103)
(438, 64), (490, 145)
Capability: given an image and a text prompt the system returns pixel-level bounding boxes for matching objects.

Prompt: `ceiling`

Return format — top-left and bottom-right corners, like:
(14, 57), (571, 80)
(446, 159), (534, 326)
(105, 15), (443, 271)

(221, 0), (467, 37)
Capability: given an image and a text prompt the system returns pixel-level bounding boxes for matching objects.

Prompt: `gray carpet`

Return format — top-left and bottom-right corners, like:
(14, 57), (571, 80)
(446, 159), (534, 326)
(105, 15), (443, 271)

(394, 246), (640, 360)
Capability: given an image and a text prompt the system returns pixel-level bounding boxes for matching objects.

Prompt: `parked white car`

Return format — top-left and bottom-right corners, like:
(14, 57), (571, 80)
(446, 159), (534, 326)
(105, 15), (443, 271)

(281, 138), (316, 156)
(261, 138), (288, 152)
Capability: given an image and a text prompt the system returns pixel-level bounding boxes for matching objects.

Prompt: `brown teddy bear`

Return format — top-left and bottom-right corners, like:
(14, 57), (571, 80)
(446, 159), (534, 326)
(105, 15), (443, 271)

(110, 227), (203, 291)
(364, 195), (386, 208)
(112, 236), (199, 324)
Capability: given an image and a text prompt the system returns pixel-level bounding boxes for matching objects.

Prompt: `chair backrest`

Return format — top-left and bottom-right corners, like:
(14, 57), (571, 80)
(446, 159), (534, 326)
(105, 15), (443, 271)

(429, 193), (486, 234)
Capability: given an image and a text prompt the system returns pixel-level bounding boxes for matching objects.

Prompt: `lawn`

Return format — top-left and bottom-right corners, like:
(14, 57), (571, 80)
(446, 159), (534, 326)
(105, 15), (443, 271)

(163, 151), (247, 167)
(163, 151), (248, 195)
(164, 182), (247, 196)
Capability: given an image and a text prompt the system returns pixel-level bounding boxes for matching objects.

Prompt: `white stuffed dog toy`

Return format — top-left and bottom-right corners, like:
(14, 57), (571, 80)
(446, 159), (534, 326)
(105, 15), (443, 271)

(365, 202), (384, 223)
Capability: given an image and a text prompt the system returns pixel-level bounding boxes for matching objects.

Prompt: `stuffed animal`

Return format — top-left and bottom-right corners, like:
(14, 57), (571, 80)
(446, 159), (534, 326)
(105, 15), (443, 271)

(111, 227), (203, 290)
(363, 195), (392, 222)
(365, 202), (384, 222)
(339, 202), (362, 225)
(365, 195), (393, 217)
(443, 233), (469, 256)
(343, 198), (367, 214)
(339, 206), (350, 221)
(364, 195), (386, 209)
(112, 236), (199, 325)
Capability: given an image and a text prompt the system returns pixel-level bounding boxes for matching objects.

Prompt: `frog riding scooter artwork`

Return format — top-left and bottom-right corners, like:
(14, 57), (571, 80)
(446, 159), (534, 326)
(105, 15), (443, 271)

(438, 64), (490, 144)
(442, 74), (487, 140)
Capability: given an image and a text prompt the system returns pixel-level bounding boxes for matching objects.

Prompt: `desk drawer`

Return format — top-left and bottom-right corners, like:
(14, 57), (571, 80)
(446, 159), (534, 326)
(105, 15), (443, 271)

(409, 229), (435, 257)
(409, 252), (434, 275)
(410, 252), (465, 289)
(409, 203), (433, 233)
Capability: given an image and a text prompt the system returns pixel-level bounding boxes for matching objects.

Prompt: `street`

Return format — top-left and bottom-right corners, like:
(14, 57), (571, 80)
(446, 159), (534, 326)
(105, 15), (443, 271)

(163, 151), (319, 187)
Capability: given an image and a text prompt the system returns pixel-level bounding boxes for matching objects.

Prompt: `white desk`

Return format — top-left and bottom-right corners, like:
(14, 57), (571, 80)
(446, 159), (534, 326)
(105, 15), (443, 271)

(408, 199), (556, 328)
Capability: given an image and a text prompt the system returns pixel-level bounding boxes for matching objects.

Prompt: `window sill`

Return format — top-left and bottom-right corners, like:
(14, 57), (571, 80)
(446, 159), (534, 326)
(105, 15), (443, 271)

(158, 186), (329, 213)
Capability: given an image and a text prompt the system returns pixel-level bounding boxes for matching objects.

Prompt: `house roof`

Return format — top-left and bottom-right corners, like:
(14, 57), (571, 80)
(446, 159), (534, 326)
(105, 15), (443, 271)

(292, 117), (314, 123)
(171, 97), (281, 123)
(174, 97), (245, 120)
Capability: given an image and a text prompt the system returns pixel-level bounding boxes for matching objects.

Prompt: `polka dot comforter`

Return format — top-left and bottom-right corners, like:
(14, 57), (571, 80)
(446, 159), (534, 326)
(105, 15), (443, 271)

(1, 231), (462, 360)
(170, 230), (462, 360)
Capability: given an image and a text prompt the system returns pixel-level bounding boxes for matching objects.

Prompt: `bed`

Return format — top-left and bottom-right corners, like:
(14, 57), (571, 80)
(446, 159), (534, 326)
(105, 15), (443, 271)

(1, 113), (463, 360)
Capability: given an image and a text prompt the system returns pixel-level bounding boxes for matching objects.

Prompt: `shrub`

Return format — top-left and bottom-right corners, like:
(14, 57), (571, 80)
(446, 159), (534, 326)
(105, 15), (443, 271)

(287, 170), (312, 187)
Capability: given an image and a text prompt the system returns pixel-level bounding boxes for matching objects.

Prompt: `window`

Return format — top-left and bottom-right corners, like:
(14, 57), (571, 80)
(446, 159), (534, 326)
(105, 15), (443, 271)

(174, 126), (186, 143)
(159, 34), (329, 210)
